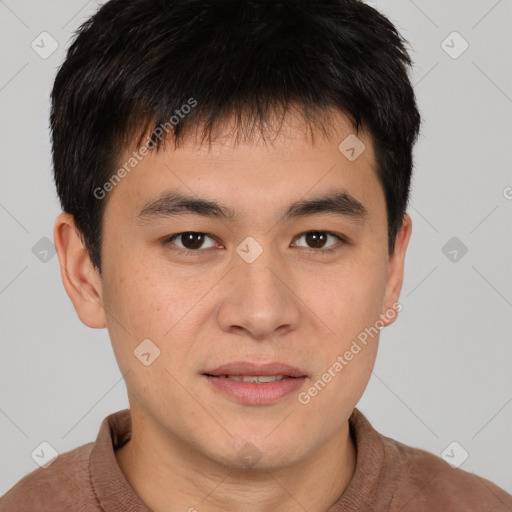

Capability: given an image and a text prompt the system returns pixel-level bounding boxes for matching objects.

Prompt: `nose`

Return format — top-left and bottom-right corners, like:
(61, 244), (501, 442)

(216, 241), (301, 341)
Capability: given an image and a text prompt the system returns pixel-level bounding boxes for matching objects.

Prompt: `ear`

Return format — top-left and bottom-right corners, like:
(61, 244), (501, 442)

(380, 213), (412, 327)
(53, 212), (107, 328)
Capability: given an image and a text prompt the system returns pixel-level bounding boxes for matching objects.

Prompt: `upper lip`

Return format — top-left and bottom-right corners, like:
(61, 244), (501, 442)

(204, 361), (307, 378)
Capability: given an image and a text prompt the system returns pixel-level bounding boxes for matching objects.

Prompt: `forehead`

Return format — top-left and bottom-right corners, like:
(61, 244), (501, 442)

(103, 108), (382, 222)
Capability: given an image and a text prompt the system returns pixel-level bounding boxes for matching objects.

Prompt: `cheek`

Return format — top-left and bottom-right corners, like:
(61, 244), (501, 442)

(299, 262), (386, 413)
(305, 254), (388, 344)
(101, 254), (214, 378)
(99, 254), (168, 367)
(102, 230), (174, 327)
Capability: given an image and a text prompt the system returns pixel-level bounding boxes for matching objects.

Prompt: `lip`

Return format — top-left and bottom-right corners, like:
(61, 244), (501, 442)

(204, 361), (307, 378)
(203, 361), (308, 405)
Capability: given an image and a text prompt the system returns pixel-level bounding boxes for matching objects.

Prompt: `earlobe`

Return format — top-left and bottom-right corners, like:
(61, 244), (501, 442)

(380, 213), (412, 327)
(53, 212), (107, 328)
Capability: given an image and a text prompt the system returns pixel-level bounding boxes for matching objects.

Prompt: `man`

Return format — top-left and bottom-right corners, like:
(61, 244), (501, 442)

(1, 0), (511, 510)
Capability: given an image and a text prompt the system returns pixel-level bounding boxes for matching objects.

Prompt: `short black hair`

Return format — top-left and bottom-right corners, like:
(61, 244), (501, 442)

(51, 0), (421, 273)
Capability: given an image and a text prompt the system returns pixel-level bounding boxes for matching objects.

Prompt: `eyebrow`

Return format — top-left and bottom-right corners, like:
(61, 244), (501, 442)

(137, 189), (367, 224)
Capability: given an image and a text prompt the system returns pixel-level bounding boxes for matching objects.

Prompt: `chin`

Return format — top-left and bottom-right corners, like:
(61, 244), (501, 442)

(209, 436), (307, 473)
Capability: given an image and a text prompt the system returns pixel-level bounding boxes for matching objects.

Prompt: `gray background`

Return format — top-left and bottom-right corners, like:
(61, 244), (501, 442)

(1, 0), (511, 497)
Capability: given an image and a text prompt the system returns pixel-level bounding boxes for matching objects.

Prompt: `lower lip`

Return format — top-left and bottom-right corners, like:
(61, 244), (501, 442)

(204, 375), (307, 405)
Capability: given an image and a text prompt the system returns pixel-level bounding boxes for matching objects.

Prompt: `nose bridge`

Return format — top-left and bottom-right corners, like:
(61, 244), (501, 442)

(217, 235), (300, 338)
(234, 234), (286, 301)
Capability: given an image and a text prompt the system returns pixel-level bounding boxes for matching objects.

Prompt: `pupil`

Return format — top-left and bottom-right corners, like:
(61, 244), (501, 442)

(182, 232), (204, 250)
(306, 232), (326, 249)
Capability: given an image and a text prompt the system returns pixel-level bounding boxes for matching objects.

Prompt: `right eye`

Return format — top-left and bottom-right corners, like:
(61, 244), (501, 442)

(163, 232), (219, 254)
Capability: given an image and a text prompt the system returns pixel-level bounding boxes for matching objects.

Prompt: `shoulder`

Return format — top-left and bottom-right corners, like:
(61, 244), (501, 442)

(0, 441), (99, 512)
(387, 438), (512, 511)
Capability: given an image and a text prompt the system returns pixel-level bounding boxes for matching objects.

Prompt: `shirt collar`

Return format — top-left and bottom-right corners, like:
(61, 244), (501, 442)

(89, 407), (400, 511)
(90, 409), (151, 511)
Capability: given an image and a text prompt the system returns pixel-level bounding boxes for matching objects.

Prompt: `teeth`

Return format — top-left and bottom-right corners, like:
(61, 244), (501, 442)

(224, 375), (286, 383)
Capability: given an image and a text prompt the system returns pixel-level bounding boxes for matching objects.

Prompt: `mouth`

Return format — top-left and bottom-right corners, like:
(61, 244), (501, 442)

(205, 375), (292, 383)
(203, 361), (308, 379)
(202, 362), (308, 404)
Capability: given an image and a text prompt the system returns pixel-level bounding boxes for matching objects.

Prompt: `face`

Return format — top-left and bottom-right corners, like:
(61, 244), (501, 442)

(57, 109), (411, 471)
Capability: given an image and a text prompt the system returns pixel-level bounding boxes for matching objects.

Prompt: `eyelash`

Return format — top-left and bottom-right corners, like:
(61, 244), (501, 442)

(163, 231), (349, 257)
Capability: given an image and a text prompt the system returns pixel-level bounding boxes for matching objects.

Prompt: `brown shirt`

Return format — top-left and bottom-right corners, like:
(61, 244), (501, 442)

(1, 408), (511, 511)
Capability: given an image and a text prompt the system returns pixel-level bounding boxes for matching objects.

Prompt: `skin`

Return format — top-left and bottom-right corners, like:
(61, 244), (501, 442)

(54, 108), (412, 512)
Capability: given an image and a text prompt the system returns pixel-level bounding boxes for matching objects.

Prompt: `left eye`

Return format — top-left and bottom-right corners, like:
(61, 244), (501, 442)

(293, 231), (343, 252)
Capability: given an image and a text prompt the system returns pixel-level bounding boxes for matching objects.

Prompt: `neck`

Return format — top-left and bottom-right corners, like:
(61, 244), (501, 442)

(115, 413), (357, 512)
